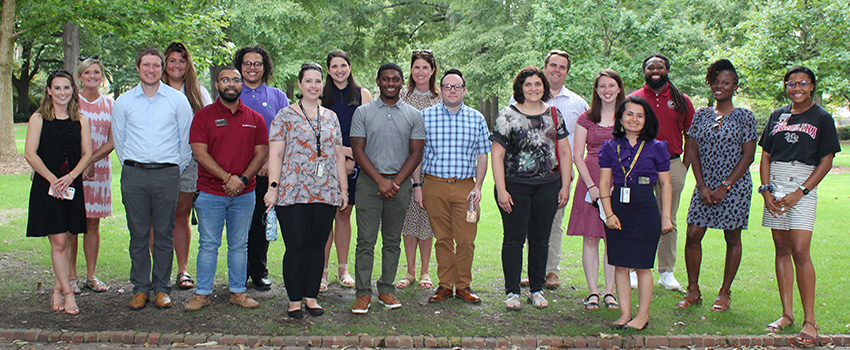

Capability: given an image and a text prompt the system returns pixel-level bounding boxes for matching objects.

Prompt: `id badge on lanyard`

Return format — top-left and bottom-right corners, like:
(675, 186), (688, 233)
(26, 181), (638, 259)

(617, 140), (644, 204)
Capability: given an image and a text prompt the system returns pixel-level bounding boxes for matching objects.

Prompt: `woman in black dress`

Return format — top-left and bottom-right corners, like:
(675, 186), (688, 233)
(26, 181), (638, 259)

(598, 96), (673, 330)
(25, 70), (92, 315)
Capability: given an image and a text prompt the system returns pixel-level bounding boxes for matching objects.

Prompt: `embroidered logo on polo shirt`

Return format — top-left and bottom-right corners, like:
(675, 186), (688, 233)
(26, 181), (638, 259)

(667, 100), (676, 109)
(242, 124), (257, 128)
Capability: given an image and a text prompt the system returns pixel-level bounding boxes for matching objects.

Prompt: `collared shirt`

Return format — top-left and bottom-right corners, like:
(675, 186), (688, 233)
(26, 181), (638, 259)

(350, 98), (425, 174)
(629, 84), (695, 156)
(421, 102), (491, 179)
(190, 98), (269, 196)
(598, 138), (670, 184)
(509, 86), (588, 147)
(241, 83), (290, 131)
(112, 82), (193, 172)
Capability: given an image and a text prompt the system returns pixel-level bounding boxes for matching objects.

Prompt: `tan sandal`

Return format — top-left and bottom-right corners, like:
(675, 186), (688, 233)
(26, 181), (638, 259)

(396, 273), (415, 288)
(710, 288), (731, 312)
(675, 285), (702, 309)
(765, 313), (794, 332)
(418, 273), (432, 288)
(337, 264), (354, 288)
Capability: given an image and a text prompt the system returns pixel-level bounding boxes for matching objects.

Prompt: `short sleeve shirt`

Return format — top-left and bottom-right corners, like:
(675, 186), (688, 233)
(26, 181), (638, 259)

(241, 83), (290, 132)
(758, 104), (840, 165)
(190, 99), (269, 196)
(490, 105), (568, 184)
(269, 106), (343, 206)
(350, 98), (425, 174)
(629, 84), (695, 156)
(599, 138), (670, 184)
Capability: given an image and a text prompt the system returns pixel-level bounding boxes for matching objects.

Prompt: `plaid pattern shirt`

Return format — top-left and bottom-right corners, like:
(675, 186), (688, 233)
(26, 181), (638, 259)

(422, 102), (492, 179)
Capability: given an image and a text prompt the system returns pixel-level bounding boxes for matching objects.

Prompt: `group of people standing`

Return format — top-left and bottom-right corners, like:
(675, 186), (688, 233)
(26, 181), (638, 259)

(24, 43), (839, 346)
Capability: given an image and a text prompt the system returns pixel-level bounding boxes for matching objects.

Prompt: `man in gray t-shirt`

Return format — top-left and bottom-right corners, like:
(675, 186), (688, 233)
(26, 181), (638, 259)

(350, 63), (425, 314)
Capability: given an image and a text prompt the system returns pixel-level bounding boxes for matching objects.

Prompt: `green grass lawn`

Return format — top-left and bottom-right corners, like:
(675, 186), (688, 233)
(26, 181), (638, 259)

(3, 129), (849, 336)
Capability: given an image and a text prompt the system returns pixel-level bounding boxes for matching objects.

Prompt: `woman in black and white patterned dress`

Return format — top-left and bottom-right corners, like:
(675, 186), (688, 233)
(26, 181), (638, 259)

(675, 59), (756, 313)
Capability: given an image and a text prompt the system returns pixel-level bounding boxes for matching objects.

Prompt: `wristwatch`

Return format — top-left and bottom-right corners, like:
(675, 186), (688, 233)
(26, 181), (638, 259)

(239, 175), (249, 185)
(757, 184), (774, 194)
(798, 185), (810, 195)
(412, 183), (423, 188)
(269, 181), (279, 189)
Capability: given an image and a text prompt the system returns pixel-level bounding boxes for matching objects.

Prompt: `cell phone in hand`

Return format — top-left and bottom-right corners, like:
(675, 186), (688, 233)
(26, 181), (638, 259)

(48, 186), (75, 200)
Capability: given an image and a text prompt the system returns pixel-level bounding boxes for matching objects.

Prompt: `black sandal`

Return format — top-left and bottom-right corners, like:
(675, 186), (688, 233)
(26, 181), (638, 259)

(584, 293), (600, 310)
(603, 293), (620, 309)
(176, 272), (195, 290)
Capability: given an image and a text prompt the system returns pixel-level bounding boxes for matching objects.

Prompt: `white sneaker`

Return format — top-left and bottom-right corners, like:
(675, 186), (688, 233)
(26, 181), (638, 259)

(629, 270), (638, 289)
(658, 271), (681, 290)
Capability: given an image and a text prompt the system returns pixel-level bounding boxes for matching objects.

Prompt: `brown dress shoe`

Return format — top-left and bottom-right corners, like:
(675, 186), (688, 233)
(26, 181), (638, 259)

(154, 292), (172, 309)
(455, 287), (482, 304)
(351, 294), (371, 314)
(427, 286), (453, 303)
(129, 293), (149, 310)
(544, 272), (561, 289)
(184, 294), (211, 311)
(230, 292), (259, 308)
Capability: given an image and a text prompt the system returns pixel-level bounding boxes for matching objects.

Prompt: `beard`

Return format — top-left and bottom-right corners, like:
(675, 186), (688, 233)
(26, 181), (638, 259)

(645, 73), (669, 90)
(220, 89), (241, 103)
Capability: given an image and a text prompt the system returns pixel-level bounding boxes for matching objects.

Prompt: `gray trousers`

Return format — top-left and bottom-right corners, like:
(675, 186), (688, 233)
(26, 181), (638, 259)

(354, 175), (412, 296)
(121, 165), (180, 295)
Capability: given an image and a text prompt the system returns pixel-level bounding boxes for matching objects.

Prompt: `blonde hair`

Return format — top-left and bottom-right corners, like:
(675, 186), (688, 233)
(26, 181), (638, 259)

(37, 70), (82, 122)
(76, 57), (109, 89)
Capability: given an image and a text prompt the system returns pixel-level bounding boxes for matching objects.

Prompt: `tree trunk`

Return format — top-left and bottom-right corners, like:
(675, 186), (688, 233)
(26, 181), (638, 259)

(0, 0), (20, 159)
(63, 22), (80, 73)
(11, 39), (33, 116)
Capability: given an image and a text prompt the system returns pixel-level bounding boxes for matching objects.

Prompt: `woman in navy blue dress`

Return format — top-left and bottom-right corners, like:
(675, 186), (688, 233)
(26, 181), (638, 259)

(599, 96), (673, 330)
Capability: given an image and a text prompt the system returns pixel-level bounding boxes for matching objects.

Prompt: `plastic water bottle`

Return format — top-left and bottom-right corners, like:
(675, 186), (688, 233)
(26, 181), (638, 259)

(773, 186), (787, 218)
(466, 196), (478, 223)
(265, 209), (278, 241)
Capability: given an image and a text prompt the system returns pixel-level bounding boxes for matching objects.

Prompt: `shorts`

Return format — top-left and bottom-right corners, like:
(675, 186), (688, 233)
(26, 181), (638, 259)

(179, 159), (199, 193)
(761, 161), (817, 231)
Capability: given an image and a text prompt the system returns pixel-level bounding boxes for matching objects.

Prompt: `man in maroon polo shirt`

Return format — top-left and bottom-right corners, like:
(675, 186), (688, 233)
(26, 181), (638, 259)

(628, 54), (695, 290)
(184, 66), (269, 311)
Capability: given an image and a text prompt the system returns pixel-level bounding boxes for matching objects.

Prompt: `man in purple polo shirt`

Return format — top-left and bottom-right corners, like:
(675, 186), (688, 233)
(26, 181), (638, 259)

(628, 53), (695, 290)
(234, 45), (290, 291)
(185, 66), (268, 310)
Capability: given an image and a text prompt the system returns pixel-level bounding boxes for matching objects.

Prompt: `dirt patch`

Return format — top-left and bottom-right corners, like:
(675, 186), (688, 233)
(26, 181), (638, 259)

(0, 154), (31, 175)
(0, 208), (26, 225)
(829, 165), (850, 174)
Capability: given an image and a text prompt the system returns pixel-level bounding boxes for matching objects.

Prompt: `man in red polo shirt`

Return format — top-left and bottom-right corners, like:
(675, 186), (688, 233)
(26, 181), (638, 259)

(185, 66), (269, 311)
(628, 54), (695, 290)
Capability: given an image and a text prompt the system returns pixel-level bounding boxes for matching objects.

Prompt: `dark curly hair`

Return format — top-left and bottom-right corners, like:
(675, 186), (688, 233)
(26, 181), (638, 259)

(233, 45), (273, 83)
(705, 58), (738, 85)
(642, 53), (689, 118)
(512, 66), (551, 104)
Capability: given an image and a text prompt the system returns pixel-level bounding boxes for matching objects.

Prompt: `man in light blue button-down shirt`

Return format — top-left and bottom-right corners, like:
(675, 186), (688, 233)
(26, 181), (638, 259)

(112, 47), (192, 310)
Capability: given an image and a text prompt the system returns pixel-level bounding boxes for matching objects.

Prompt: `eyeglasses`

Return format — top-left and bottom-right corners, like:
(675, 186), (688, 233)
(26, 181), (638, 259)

(242, 61), (264, 68)
(219, 77), (243, 85)
(785, 80), (810, 89)
(49, 69), (73, 75)
(78, 55), (100, 62)
(441, 83), (465, 91)
(412, 49), (433, 55)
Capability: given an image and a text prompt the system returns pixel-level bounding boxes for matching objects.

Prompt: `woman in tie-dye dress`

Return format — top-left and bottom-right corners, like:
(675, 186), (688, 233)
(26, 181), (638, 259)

(70, 56), (114, 293)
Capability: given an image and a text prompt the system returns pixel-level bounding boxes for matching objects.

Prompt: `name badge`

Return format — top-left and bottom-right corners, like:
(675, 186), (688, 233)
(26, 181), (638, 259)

(637, 176), (650, 185)
(778, 113), (791, 125)
(215, 118), (227, 127)
(316, 162), (325, 178)
(619, 187), (631, 204)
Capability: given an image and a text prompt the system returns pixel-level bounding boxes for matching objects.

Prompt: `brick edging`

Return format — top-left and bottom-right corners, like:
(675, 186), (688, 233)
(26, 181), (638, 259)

(1, 328), (848, 348)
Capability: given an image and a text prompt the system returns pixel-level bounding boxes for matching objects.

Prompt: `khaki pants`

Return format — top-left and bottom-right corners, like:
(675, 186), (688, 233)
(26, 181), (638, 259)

(422, 175), (477, 290)
(654, 157), (686, 273)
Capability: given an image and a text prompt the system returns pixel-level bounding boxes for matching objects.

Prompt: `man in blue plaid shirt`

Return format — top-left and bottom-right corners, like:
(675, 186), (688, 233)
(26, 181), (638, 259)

(418, 69), (491, 304)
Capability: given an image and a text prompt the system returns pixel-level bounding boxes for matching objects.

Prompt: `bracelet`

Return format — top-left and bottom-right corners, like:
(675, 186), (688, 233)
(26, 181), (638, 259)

(587, 184), (597, 189)
(412, 183), (423, 188)
(721, 180), (732, 190)
(606, 214), (615, 219)
(599, 195), (611, 199)
(224, 173), (232, 182)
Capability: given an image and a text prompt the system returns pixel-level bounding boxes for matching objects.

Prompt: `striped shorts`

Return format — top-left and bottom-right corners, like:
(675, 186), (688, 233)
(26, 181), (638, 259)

(761, 161), (817, 231)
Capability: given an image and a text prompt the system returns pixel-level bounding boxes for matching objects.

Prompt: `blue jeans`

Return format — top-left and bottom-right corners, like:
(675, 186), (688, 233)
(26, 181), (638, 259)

(194, 191), (255, 295)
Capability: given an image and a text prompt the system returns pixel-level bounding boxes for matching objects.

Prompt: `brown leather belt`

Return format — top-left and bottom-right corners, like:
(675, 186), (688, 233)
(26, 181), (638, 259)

(424, 174), (473, 183)
(379, 173), (398, 177)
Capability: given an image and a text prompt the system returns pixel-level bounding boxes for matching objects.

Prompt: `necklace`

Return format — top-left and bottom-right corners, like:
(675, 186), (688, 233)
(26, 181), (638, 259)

(298, 101), (322, 158)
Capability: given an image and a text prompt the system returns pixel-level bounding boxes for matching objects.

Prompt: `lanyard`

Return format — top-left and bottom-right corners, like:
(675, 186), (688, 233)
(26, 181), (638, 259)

(616, 139), (644, 184)
(298, 101), (322, 158)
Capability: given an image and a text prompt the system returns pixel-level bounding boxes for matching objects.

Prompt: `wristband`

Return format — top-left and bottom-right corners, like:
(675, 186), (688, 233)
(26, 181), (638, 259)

(721, 180), (732, 190)
(412, 183), (423, 188)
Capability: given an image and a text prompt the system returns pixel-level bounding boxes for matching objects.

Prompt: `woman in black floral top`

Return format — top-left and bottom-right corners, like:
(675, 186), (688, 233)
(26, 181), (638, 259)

(491, 66), (571, 311)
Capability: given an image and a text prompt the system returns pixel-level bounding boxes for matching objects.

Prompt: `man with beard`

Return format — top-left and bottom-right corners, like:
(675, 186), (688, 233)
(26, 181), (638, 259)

(628, 53), (695, 290)
(350, 63), (425, 314)
(113, 47), (193, 310)
(184, 67), (268, 311)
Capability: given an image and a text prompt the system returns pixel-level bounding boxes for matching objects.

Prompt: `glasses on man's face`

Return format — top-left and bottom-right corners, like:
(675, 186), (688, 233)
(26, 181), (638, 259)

(441, 83), (465, 91)
(219, 77), (243, 85)
(242, 61), (263, 68)
(785, 80), (810, 89)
